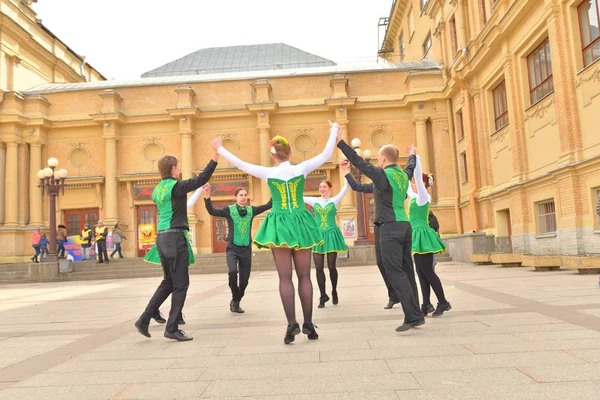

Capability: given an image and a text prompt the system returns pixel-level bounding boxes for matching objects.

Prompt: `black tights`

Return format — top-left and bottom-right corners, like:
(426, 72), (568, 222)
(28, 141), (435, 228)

(271, 247), (313, 325)
(414, 253), (448, 306)
(313, 252), (338, 298)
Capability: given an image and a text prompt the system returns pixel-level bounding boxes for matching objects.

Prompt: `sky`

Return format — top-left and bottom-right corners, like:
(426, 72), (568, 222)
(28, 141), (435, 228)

(34, 0), (394, 80)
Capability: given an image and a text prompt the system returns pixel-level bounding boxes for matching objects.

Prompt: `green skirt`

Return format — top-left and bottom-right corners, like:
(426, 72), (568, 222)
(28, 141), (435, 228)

(312, 226), (348, 254)
(143, 240), (195, 265)
(412, 226), (447, 255)
(254, 209), (324, 250)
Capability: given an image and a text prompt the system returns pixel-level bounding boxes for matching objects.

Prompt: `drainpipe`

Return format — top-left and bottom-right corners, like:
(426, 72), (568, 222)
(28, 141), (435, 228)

(446, 98), (464, 234)
(79, 57), (88, 82)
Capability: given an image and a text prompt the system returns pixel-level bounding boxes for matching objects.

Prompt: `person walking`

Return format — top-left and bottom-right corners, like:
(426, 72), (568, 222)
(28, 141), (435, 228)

(56, 224), (68, 258)
(110, 223), (127, 259)
(39, 233), (48, 262)
(31, 227), (42, 263)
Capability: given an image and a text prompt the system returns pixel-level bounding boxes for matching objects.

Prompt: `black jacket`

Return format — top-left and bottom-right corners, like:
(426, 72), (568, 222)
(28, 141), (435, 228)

(204, 198), (272, 245)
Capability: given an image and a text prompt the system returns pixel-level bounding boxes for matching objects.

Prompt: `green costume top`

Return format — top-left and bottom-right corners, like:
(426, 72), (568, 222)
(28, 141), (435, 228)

(229, 204), (254, 246)
(383, 166), (410, 222)
(304, 181), (349, 254)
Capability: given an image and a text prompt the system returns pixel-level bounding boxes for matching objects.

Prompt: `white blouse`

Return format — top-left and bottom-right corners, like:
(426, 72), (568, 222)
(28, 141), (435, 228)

(217, 127), (339, 181)
(304, 180), (349, 210)
(187, 187), (203, 209)
(406, 155), (431, 207)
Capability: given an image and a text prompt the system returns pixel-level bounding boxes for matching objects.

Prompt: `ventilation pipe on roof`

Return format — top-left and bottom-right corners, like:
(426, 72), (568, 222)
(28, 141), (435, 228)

(80, 57), (88, 82)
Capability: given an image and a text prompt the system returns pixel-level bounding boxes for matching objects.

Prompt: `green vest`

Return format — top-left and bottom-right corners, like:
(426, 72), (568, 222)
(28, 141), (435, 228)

(229, 204), (254, 246)
(313, 202), (337, 231)
(384, 166), (410, 222)
(152, 179), (177, 231)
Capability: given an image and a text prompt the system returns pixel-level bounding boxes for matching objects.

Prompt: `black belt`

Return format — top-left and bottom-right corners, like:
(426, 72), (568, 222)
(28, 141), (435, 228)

(156, 228), (186, 235)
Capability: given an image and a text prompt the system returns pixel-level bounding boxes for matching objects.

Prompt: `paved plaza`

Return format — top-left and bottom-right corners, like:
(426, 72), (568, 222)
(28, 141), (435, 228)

(1, 261), (600, 399)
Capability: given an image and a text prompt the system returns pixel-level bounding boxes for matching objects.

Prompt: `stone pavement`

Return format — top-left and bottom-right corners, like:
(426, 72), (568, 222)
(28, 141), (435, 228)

(1, 261), (600, 399)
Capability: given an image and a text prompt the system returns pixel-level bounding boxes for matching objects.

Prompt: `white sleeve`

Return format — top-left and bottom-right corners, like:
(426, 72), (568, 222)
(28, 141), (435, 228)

(332, 180), (349, 209)
(298, 126), (338, 177)
(187, 188), (203, 209)
(304, 197), (318, 207)
(414, 155), (431, 207)
(407, 184), (417, 199)
(217, 146), (269, 180)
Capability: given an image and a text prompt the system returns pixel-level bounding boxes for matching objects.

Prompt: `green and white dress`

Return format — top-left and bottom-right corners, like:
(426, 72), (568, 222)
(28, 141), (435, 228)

(143, 187), (203, 265)
(217, 126), (339, 250)
(304, 181), (349, 254)
(407, 155), (447, 255)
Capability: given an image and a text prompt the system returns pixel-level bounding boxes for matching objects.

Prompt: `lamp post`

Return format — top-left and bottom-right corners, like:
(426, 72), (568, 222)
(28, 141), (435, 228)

(37, 158), (68, 263)
(347, 138), (373, 246)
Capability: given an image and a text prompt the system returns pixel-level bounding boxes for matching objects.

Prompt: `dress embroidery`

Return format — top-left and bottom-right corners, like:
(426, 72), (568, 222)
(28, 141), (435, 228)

(272, 181), (288, 209)
(288, 178), (302, 209)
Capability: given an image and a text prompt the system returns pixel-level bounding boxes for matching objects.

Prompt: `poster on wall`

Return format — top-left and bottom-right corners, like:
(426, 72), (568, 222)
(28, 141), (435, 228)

(63, 235), (114, 261)
(138, 223), (156, 254)
(342, 218), (356, 238)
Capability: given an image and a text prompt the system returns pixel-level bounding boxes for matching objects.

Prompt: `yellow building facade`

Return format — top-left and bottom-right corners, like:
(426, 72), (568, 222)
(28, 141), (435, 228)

(380, 0), (600, 257)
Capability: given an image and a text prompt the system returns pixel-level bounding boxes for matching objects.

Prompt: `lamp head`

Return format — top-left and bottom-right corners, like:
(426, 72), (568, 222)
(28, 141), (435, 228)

(43, 167), (53, 177)
(351, 138), (361, 148)
(58, 169), (68, 178)
(47, 157), (59, 167)
(363, 149), (372, 160)
(37, 170), (46, 180)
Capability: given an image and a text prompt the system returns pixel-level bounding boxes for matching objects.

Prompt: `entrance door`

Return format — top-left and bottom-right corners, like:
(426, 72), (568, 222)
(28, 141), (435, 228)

(64, 209), (99, 236)
(496, 209), (513, 253)
(137, 205), (157, 257)
(364, 193), (375, 244)
(211, 201), (230, 253)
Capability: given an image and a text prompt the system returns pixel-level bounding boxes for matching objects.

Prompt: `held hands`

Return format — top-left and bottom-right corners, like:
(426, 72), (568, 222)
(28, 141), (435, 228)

(203, 183), (211, 198)
(329, 120), (344, 143)
(340, 160), (350, 174)
(212, 137), (223, 151)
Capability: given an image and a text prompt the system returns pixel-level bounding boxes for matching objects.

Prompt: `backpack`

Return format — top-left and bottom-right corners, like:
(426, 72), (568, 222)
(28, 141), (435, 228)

(112, 231), (122, 244)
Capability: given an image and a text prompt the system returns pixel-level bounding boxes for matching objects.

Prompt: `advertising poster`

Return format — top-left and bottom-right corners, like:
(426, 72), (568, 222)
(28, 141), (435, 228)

(64, 233), (115, 261)
(138, 223), (156, 254)
(342, 218), (356, 238)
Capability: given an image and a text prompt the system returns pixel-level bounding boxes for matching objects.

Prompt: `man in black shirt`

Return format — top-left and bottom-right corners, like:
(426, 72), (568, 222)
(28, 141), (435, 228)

(338, 138), (424, 332)
(135, 143), (220, 342)
(203, 184), (272, 313)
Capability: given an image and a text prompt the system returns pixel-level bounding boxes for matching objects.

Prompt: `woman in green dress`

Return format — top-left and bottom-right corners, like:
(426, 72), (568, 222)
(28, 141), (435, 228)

(143, 186), (203, 325)
(214, 121), (341, 344)
(407, 152), (451, 317)
(304, 180), (348, 308)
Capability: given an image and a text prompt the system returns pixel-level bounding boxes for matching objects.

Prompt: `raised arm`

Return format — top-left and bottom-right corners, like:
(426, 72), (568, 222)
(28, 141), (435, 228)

(298, 123), (339, 177)
(172, 158), (218, 198)
(202, 183), (229, 217)
(303, 196), (318, 208)
(337, 140), (388, 189)
(252, 198), (273, 216)
(187, 187), (203, 209)
(407, 183), (417, 199)
(217, 146), (269, 180)
(414, 155), (431, 207)
(345, 173), (374, 193)
(332, 180), (349, 209)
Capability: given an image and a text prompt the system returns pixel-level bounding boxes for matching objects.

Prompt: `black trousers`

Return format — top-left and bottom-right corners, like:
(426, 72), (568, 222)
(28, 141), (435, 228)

(374, 225), (398, 303)
(140, 232), (190, 333)
(378, 221), (422, 323)
(96, 240), (109, 263)
(226, 243), (252, 302)
(414, 253), (448, 306)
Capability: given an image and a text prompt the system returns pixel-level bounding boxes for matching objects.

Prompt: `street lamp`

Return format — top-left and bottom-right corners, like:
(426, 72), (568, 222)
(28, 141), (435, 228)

(38, 158), (68, 263)
(347, 138), (373, 246)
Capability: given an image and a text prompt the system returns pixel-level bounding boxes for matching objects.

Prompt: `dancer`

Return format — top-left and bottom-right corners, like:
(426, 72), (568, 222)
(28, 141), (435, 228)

(337, 139), (424, 332)
(340, 161), (399, 310)
(135, 148), (219, 342)
(407, 153), (450, 317)
(144, 186), (204, 326)
(203, 184), (272, 313)
(214, 121), (340, 344)
(304, 179), (349, 308)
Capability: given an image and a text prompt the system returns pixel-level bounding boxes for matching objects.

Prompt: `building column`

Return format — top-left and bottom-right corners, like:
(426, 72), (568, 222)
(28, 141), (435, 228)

(414, 117), (431, 173)
(3, 141), (19, 227)
(104, 137), (118, 225)
(180, 133), (193, 180)
(455, 0), (468, 50)
(0, 141), (5, 224)
(29, 142), (43, 226)
(258, 125), (270, 204)
(18, 143), (29, 226)
(462, 89), (480, 232)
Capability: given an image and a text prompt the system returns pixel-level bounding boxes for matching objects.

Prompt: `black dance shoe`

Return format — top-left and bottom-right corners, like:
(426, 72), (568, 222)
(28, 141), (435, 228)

(421, 304), (435, 316)
(302, 323), (319, 340)
(395, 318), (425, 332)
(384, 300), (399, 309)
(432, 302), (452, 317)
(164, 330), (193, 341)
(178, 313), (186, 325)
(134, 318), (151, 338)
(318, 294), (330, 308)
(230, 300), (245, 313)
(284, 322), (301, 344)
(332, 291), (339, 305)
(153, 311), (166, 324)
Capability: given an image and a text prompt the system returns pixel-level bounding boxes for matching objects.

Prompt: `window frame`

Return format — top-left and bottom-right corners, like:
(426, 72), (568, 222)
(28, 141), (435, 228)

(423, 32), (432, 57)
(457, 111), (465, 141)
(536, 199), (557, 235)
(460, 152), (468, 183)
(400, 32), (406, 61)
(526, 38), (554, 105)
(450, 16), (458, 57)
(492, 80), (509, 131)
(578, 0), (600, 67)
